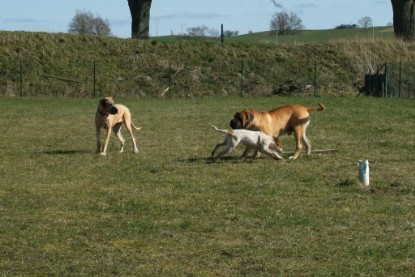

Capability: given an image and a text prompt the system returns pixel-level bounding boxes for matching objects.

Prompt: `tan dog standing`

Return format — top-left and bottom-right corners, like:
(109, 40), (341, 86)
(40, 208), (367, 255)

(95, 97), (141, 156)
(230, 103), (325, 160)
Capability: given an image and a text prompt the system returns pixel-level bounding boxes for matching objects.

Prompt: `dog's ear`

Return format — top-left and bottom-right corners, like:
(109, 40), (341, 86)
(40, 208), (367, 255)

(100, 98), (106, 106)
(246, 111), (254, 124)
(273, 136), (282, 147)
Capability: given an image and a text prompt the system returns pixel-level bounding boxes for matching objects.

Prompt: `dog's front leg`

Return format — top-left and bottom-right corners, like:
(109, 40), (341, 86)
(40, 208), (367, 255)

(261, 148), (284, 160)
(101, 127), (112, 156)
(96, 127), (102, 153)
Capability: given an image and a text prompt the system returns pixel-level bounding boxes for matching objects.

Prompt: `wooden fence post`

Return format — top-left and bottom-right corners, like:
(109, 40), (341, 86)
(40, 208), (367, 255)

(384, 63), (388, 97)
(93, 60), (96, 98)
(398, 61), (402, 98)
(240, 60), (244, 98)
(19, 59), (23, 97)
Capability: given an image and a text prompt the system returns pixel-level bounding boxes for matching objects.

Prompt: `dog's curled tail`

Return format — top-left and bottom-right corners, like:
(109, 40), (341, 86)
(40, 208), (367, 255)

(308, 103), (325, 112)
(210, 124), (233, 136)
(131, 123), (142, 131)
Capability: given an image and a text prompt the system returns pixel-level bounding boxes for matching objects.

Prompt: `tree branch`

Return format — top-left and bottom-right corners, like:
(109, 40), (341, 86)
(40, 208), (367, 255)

(272, 0), (282, 7)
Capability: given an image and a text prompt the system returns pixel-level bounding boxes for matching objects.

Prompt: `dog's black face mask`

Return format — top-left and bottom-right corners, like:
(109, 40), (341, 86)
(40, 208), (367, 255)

(100, 99), (118, 115)
(230, 112), (253, 129)
(108, 105), (118, 114)
(230, 115), (242, 129)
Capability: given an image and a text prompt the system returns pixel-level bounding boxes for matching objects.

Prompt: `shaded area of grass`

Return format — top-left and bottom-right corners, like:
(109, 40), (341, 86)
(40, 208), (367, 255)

(0, 96), (414, 275)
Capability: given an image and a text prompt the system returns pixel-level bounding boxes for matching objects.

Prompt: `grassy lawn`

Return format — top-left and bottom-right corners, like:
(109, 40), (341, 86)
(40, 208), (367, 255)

(0, 96), (414, 275)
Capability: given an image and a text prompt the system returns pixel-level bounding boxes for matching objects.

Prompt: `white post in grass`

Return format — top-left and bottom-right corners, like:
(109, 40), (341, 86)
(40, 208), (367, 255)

(358, 160), (370, 186)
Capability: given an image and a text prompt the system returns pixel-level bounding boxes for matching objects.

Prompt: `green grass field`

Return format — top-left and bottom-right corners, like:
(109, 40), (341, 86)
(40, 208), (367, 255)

(0, 96), (414, 275)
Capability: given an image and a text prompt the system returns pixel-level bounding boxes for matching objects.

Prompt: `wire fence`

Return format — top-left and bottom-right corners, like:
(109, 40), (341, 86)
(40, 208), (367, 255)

(0, 56), (326, 98)
(362, 62), (415, 98)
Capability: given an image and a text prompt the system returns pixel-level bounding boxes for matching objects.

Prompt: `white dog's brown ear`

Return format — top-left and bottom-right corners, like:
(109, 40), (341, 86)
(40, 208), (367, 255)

(273, 136), (283, 147)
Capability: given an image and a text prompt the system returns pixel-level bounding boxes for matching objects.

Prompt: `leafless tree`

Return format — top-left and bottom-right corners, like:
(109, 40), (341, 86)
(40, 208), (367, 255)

(358, 16), (373, 29)
(93, 16), (112, 36)
(270, 11), (304, 35)
(186, 25), (209, 38)
(68, 10), (111, 36)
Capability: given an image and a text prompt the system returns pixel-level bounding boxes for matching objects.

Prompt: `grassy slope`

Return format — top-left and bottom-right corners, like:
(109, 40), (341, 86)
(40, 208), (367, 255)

(1, 28), (414, 98)
(0, 96), (414, 275)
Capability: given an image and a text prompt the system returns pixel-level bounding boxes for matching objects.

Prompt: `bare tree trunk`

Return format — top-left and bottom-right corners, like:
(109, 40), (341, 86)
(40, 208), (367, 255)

(391, 0), (415, 40)
(127, 0), (152, 39)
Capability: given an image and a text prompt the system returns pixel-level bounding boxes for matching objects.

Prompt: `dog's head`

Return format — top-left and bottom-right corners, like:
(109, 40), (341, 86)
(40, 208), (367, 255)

(230, 109), (255, 129)
(99, 96), (118, 115)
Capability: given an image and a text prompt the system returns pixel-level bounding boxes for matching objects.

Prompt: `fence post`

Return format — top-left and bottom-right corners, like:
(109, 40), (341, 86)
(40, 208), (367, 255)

(240, 60), (244, 98)
(93, 60), (96, 97)
(384, 63), (388, 97)
(19, 59), (23, 97)
(313, 61), (317, 96)
(398, 61), (402, 98)
(168, 62), (172, 99)
(221, 24), (224, 43)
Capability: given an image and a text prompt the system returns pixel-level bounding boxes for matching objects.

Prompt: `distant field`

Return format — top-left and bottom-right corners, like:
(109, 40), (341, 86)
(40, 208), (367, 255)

(227, 27), (394, 44)
(158, 27), (395, 44)
(0, 96), (414, 275)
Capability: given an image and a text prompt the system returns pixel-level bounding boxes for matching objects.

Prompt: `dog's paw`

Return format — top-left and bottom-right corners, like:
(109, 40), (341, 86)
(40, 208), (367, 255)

(99, 152), (107, 156)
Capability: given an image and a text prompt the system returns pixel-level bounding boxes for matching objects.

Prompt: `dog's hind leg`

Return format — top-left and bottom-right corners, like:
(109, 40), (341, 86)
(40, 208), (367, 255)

(213, 138), (238, 161)
(290, 128), (304, 160)
(213, 146), (233, 161)
(124, 123), (138, 154)
(302, 122), (311, 155)
(211, 141), (227, 157)
(302, 133), (311, 155)
(113, 123), (125, 153)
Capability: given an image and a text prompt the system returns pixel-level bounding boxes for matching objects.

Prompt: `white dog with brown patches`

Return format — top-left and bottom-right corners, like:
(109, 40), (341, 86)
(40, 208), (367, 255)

(210, 125), (283, 161)
(95, 97), (142, 156)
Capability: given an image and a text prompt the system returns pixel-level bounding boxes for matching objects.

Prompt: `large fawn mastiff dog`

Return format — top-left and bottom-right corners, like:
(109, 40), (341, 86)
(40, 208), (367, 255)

(95, 97), (141, 156)
(230, 103), (325, 160)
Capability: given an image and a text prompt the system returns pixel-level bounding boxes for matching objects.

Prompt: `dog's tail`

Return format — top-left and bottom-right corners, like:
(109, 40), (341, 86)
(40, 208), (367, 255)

(307, 103), (325, 112)
(131, 122), (142, 131)
(210, 124), (233, 136)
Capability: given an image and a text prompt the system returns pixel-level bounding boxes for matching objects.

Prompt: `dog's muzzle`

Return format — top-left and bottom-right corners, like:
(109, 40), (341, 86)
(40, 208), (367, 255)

(230, 119), (241, 129)
(109, 106), (118, 115)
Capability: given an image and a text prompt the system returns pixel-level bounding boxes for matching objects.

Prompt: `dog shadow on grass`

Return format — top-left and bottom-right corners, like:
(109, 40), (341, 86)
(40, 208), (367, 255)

(40, 149), (91, 155)
(185, 156), (258, 164)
